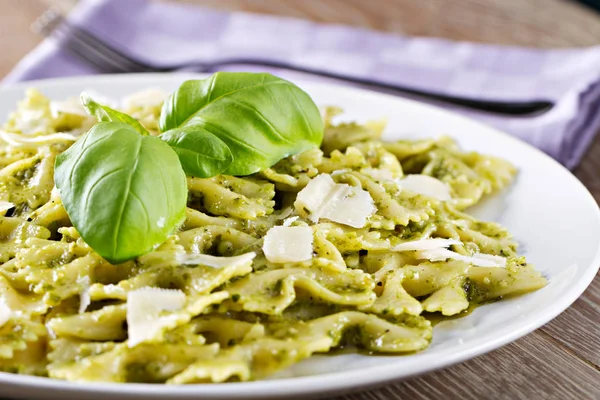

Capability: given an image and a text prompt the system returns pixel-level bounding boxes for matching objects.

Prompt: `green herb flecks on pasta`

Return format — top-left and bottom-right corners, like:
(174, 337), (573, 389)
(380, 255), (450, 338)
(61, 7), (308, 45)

(51, 72), (324, 264)
(0, 85), (546, 383)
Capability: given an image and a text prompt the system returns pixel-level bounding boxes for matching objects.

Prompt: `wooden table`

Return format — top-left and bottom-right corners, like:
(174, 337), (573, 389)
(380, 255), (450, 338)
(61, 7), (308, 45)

(2, 1), (600, 399)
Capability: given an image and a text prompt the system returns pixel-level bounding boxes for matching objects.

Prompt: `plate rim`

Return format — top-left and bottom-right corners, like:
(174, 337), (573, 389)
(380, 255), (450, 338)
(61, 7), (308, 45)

(0, 73), (599, 399)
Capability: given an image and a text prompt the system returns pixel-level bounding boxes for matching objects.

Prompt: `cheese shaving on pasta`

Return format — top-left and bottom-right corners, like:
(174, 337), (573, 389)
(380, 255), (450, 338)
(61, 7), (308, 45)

(0, 302), (11, 328)
(176, 252), (256, 268)
(263, 226), (314, 263)
(0, 90), (546, 383)
(127, 288), (187, 347)
(416, 248), (507, 268)
(78, 276), (91, 314)
(295, 173), (376, 228)
(397, 174), (451, 201)
(392, 238), (461, 252)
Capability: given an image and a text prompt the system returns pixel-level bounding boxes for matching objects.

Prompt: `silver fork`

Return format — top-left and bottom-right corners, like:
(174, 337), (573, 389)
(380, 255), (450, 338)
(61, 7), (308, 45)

(32, 8), (554, 116)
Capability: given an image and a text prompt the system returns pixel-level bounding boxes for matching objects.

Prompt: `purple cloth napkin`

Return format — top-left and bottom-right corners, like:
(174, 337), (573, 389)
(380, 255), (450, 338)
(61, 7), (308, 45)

(5, 0), (600, 169)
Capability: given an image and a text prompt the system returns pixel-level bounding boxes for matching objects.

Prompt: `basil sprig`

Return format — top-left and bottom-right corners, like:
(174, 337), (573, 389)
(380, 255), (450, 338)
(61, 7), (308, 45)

(160, 72), (323, 176)
(54, 72), (323, 263)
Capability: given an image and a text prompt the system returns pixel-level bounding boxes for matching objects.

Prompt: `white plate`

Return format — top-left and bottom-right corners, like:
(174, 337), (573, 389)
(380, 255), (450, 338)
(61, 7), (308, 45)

(1, 74), (599, 400)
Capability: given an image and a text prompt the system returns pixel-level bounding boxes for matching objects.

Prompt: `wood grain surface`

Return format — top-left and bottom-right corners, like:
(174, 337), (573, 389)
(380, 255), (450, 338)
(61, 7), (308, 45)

(2, 1), (600, 399)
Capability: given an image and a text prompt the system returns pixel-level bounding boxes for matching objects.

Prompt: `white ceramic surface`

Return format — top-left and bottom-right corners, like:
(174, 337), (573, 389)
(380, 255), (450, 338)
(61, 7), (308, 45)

(1, 74), (599, 400)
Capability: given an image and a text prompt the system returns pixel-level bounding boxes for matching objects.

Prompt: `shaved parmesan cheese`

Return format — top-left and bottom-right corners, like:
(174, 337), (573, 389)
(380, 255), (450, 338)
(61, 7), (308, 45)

(122, 88), (168, 109)
(361, 167), (395, 182)
(330, 168), (351, 176)
(295, 174), (376, 228)
(127, 287), (186, 347)
(97, 284), (125, 297)
(0, 302), (11, 328)
(416, 248), (506, 268)
(78, 290), (90, 315)
(50, 186), (60, 199)
(0, 130), (78, 147)
(282, 216), (299, 227)
(78, 276), (91, 314)
(397, 175), (451, 201)
(263, 226), (314, 263)
(50, 98), (87, 117)
(392, 238), (461, 252)
(176, 252), (256, 268)
(46, 325), (57, 340)
(324, 187), (375, 228)
(470, 253), (508, 267)
(295, 174), (338, 222)
(277, 207), (294, 220)
(0, 201), (14, 216)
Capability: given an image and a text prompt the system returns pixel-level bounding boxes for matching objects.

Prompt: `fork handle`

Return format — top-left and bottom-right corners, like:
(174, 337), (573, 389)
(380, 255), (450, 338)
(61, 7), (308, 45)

(171, 58), (554, 116)
(35, 8), (553, 116)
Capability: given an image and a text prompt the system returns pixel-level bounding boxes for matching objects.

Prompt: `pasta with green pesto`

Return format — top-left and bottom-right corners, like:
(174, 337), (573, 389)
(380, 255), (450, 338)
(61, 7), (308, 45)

(0, 88), (546, 383)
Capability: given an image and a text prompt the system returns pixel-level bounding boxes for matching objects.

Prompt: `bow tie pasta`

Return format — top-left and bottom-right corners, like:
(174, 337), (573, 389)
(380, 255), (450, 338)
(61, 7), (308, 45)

(0, 90), (545, 383)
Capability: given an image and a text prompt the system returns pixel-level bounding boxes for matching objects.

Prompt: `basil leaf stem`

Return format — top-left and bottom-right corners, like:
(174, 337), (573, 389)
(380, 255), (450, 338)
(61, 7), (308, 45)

(81, 92), (149, 136)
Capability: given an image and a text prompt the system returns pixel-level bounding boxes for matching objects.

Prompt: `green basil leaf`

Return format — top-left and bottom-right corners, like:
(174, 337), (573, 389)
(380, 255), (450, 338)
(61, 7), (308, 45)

(160, 126), (233, 178)
(159, 72), (323, 176)
(81, 92), (149, 136)
(54, 121), (187, 263)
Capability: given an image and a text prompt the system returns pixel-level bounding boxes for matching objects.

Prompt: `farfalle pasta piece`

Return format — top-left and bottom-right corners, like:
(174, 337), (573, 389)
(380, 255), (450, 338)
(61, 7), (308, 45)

(0, 332), (47, 375)
(0, 92), (546, 383)
(47, 304), (127, 342)
(0, 315), (46, 360)
(383, 138), (437, 161)
(171, 311), (430, 384)
(466, 258), (547, 302)
(168, 338), (319, 383)
(401, 136), (516, 209)
(360, 267), (423, 316)
(257, 148), (322, 192)
(26, 196), (71, 233)
(48, 340), (219, 383)
(0, 217), (51, 262)
(3, 89), (91, 136)
(177, 225), (257, 256)
(187, 175), (275, 220)
(434, 203), (518, 257)
(182, 207), (243, 231)
(0, 147), (58, 214)
(421, 278), (469, 316)
(320, 109), (386, 155)
(189, 316), (266, 347)
(226, 267), (375, 314)
(88, 261), (252, 301)
(336, 171), (435, 227)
